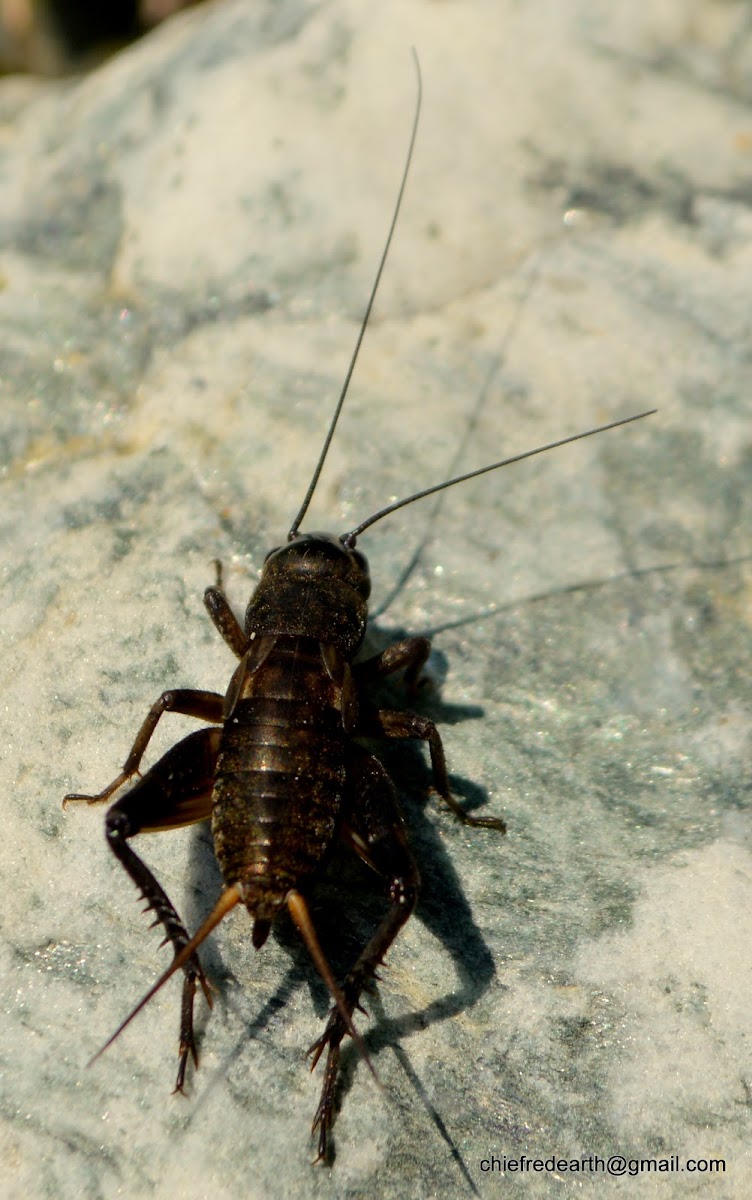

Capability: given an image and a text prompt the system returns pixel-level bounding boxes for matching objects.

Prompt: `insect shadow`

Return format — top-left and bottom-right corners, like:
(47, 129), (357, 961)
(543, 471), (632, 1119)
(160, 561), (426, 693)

(174, 607), (494, 1169)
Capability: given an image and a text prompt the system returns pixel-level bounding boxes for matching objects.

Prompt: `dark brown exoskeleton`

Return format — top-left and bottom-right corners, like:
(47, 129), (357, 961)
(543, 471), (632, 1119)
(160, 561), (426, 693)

(64, 58), (655, 1161)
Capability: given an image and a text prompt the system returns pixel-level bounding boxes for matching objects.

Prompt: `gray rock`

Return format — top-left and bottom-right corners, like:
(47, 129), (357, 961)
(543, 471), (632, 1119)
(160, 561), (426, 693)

(1, 1), (750, 1195)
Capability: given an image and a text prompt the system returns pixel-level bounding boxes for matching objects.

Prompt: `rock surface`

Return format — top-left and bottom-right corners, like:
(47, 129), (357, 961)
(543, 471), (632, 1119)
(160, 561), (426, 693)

(1, 1), (750, 1196)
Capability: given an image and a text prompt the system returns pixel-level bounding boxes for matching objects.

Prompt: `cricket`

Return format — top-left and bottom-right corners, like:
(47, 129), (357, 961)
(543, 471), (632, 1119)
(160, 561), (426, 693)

(64, 57), (654, 1160)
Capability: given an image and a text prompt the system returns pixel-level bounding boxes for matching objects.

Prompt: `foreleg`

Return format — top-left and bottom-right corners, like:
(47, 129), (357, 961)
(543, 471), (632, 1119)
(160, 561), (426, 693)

(203, 559), (247, 658)
(353, 635), (431, 696)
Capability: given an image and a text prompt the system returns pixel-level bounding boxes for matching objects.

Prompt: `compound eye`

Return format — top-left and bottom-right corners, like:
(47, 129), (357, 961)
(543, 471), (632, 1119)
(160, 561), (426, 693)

(351, 548), (368, 574)
(264, 545), (281, 563)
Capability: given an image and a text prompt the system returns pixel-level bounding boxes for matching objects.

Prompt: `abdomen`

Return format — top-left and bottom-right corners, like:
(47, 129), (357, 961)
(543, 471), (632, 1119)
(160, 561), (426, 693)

(211, 637), (347, 912)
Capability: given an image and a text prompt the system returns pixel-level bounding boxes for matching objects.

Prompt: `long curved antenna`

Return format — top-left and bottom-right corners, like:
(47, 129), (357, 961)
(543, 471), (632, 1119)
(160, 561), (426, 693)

(288, 50), (422, 539)
(342, 408), (657, 545)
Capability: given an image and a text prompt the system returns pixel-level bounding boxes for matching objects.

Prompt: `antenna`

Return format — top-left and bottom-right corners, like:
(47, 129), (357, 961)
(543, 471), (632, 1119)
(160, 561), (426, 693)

(288, 49), (422, 539)
(342, 409), (657, 545)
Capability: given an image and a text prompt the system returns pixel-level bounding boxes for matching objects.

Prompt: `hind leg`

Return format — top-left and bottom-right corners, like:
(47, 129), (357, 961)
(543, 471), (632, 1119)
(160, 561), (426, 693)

(309, 745), (419, 1161)
(99, 727), (221, 1090)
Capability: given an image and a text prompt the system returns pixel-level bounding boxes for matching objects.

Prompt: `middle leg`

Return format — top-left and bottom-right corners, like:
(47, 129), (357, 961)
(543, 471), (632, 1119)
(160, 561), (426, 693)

(356, 705), (506, 832)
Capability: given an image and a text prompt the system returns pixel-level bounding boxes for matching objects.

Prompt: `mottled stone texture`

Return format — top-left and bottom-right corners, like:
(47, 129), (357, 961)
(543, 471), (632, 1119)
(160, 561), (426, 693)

(1, 1), (750, 1196)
